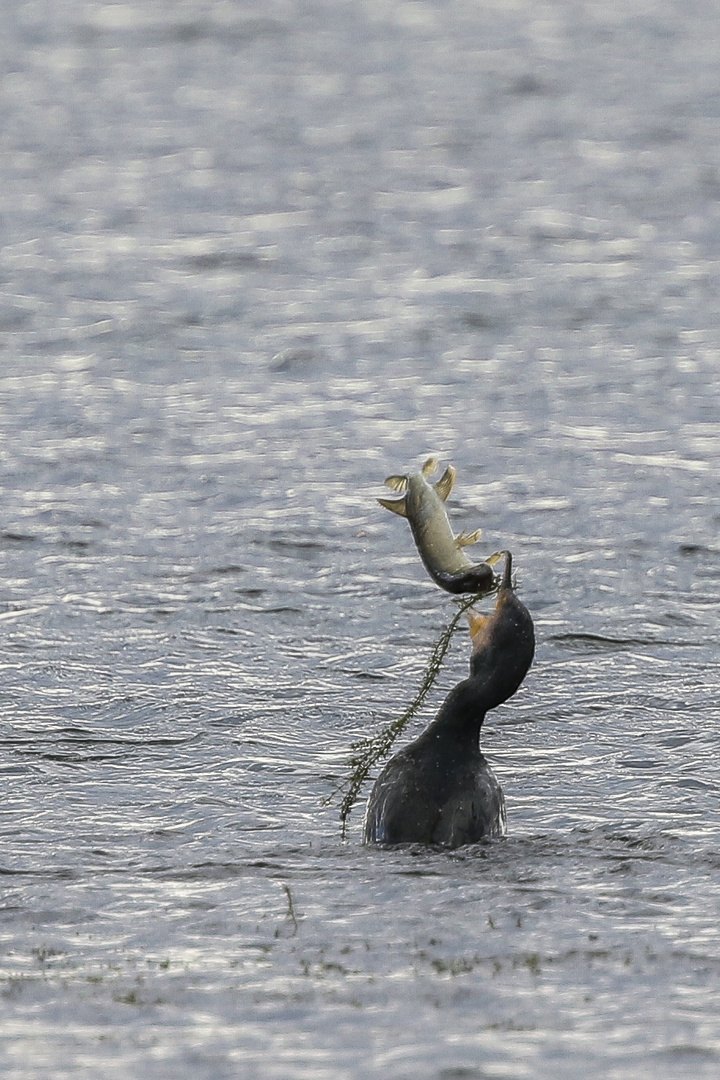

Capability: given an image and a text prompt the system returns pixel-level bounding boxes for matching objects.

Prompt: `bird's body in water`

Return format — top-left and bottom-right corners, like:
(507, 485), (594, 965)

(363, 552), (534, 848)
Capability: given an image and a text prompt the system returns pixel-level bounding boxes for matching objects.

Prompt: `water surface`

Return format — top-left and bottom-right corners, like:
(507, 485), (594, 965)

(2, 2), (720, 1077)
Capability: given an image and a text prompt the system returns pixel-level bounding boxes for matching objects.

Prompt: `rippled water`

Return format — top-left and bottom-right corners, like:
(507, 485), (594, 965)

(2, 1), (720, 1077)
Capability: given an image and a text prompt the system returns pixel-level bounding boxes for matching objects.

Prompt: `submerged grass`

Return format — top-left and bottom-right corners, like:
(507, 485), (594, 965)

(328, 592), (488, 835)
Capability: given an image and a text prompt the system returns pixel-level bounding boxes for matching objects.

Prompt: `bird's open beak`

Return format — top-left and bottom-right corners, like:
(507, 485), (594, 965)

(467, 551), (513, 652)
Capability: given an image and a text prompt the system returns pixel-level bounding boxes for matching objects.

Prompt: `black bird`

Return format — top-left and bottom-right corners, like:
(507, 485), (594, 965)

(363, 552), (534, 847)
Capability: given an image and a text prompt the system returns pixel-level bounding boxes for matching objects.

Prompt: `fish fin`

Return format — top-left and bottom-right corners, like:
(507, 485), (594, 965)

(455, 528), (482, 548)
(434, 464), (456, 501)
(421, 457), (438, 477)
(467, 609), (490, 644)
(378, 496), (408, 518)
(384, 474), (408, 493)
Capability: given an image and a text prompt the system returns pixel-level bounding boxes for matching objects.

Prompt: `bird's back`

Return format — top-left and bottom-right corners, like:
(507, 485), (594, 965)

(363, 734), (506, 847)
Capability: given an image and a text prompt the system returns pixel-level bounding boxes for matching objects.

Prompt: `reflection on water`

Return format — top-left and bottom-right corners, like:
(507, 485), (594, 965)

(2, 0), (720, 1077)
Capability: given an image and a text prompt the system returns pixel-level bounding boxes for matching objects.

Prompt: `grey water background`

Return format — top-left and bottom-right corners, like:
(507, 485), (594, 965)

(2, 0), (720, 1076)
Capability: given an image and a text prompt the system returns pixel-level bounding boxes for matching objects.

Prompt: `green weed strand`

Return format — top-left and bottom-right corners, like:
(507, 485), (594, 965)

(331, 592), (485, 835)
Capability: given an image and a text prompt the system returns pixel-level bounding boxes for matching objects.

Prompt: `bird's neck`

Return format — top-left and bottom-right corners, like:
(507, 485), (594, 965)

(425, 676), (489, 745)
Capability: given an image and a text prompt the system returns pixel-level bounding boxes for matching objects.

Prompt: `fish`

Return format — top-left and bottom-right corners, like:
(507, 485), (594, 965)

(378, 458), (498, 595)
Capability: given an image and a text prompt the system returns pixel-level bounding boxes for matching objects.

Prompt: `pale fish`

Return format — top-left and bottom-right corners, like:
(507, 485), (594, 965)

(378, 458), (497, 594)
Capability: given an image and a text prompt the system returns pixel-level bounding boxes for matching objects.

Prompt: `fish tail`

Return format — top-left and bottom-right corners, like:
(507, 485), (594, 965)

(434, 464), (456, 501)
(378, 496), (408, 518)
